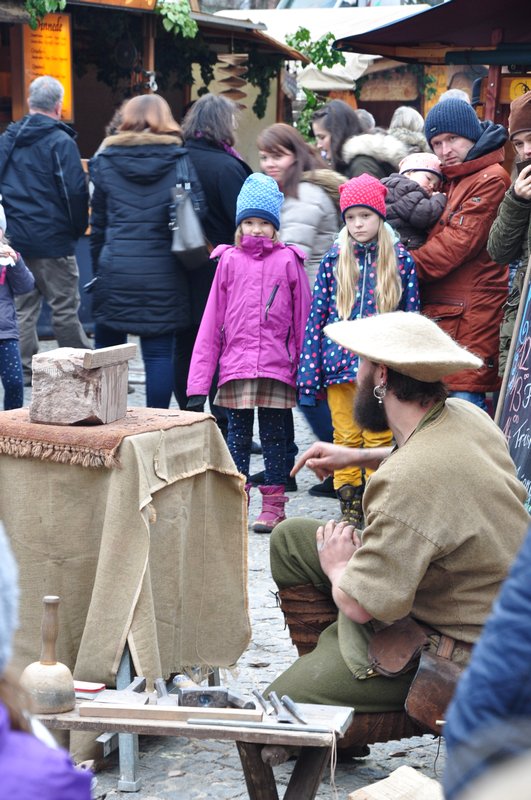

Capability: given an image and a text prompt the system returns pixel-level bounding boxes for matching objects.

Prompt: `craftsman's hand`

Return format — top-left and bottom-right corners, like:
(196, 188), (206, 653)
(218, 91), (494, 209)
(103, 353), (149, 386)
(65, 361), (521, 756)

(291, 441), (390, 479)
(514, 164), (531, 201)
(316, 519), (360, 578)
(316, 520), (371, 624)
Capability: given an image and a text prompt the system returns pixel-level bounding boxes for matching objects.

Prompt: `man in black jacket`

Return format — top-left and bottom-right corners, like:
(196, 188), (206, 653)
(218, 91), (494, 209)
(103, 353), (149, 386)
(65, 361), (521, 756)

(0, 75), (90, 381)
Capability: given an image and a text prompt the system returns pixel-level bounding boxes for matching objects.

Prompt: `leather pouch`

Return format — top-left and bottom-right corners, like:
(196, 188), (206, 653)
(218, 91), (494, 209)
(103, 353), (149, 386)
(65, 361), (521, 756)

(405, 649), (464, 734)
(368, 616), (429, 677)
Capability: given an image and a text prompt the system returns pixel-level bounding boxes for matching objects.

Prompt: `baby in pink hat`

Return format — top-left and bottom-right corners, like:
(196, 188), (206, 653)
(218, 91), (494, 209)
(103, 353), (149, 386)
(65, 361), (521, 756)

(382, 152), (447, 249)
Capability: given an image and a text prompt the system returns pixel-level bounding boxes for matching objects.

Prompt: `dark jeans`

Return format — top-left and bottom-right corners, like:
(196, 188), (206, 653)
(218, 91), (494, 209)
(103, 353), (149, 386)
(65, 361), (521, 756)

(174, 325), (227, 437)
(227, 407), (287, 485)
(95, 324), (174, 409)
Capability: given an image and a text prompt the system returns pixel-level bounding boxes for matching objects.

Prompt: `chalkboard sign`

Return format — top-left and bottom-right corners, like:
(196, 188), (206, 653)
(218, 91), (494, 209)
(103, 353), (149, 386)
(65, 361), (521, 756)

(496, 257), (531, 513)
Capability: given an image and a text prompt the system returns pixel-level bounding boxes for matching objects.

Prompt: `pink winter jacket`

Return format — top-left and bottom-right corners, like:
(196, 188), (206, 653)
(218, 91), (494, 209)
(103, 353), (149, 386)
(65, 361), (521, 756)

(187, 235), (311, 396)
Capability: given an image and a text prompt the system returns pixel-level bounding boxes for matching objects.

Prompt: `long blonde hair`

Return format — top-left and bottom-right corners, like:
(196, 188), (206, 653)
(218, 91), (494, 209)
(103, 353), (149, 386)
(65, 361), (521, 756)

(335, 220), (402, 319)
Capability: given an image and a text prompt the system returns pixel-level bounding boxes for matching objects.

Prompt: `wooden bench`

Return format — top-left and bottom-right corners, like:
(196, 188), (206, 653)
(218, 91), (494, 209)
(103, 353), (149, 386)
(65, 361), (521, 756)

(37, 701), (354, 800)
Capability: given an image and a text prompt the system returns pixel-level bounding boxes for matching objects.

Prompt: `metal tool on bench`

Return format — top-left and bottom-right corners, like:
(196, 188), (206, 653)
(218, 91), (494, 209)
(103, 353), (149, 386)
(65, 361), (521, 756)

(268, 691), (299, 724)
(178, 685), (256, 710)
(252, 688), (274, 716)
(154, 677), (179, 706)
(253, 690), (309, 725)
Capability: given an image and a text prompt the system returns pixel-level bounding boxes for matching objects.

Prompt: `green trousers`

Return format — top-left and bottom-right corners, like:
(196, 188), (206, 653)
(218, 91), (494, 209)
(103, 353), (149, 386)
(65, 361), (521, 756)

(267, 517), (414, 712)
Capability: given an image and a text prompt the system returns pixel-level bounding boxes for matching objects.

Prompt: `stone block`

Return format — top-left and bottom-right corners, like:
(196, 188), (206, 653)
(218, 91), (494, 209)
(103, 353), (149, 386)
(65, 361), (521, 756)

(29, 345), (137, 425)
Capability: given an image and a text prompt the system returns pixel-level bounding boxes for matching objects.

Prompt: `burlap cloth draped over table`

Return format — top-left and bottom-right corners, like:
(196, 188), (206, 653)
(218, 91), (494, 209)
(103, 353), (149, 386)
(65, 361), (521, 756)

(0, 407), (251, 752)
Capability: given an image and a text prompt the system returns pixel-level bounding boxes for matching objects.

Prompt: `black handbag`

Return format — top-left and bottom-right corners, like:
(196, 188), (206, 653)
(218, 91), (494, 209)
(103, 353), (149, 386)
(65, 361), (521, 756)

(169, 150), (209, 271)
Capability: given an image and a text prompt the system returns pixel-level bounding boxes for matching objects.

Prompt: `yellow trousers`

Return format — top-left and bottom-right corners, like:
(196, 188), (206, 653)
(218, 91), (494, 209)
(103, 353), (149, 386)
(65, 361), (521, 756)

(327, 382), (393, 489)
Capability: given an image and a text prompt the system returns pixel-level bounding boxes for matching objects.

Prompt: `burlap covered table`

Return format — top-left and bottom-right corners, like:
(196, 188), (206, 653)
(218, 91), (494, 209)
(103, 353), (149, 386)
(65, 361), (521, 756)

(0, 408), (251, 690)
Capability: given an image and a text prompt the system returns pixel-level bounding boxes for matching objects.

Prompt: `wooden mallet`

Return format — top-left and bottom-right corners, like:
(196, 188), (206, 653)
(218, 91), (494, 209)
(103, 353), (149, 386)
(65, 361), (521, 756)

(20, 595), (75, 713)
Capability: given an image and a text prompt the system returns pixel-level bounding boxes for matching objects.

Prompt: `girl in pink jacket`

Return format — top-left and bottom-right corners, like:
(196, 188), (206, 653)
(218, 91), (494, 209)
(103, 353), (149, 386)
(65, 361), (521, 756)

(187, 174), (311, 532)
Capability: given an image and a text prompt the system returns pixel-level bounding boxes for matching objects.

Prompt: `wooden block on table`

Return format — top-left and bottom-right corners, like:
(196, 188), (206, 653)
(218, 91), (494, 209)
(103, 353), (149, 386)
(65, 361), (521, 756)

(79, 703), (264, 723)
(348, 765), (443, 800)
(29, 346), (137, 425)
(82, 344), (137, 370)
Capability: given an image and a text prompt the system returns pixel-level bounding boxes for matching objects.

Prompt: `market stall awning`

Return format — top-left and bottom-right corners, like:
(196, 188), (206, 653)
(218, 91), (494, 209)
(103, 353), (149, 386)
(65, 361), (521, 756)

(334, 0), (531, 66)
(216, 7), (430, 91)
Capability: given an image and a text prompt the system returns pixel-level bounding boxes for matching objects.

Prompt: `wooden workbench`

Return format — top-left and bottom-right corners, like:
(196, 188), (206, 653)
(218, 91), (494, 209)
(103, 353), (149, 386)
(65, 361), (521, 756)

(37, 701), (354, 800)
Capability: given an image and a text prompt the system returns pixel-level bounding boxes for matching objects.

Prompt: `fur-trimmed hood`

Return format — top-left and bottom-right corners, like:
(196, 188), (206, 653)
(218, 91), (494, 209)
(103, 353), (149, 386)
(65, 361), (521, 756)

(388, 127), (431, 154)
(342, 132), (409, 171)
(94, 130), (184, 185)
(98, 130), (183, 151)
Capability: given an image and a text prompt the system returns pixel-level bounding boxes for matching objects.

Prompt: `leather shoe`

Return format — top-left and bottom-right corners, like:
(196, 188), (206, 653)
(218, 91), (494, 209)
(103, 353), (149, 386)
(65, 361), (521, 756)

(308, 475), (335, 498)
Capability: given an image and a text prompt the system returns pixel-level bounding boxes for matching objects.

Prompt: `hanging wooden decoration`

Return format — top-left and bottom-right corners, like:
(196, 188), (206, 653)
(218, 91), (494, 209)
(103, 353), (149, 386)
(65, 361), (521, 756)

(216, 54), (248, 110)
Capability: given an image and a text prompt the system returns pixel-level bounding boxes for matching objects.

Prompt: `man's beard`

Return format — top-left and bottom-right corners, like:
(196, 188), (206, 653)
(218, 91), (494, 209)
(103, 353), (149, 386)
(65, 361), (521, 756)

(354, 373), (390, 432)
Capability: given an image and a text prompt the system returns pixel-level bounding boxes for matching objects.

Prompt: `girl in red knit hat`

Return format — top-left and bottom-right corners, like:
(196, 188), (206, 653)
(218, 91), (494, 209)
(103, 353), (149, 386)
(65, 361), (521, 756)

(297, 173), (419, 526)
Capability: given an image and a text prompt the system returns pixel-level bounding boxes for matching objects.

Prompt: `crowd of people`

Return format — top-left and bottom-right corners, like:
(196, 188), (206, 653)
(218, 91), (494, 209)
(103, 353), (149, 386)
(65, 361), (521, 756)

(0, 72), (531, 798)
(0, 78), (530, 532)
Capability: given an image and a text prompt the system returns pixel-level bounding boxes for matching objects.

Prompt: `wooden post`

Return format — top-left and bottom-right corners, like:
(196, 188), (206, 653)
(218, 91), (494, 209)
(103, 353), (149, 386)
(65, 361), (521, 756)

(485, 28), (503, 122)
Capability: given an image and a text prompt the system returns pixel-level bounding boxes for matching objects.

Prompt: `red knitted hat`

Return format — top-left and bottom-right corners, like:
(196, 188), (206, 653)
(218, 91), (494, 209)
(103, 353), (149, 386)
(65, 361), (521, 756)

(339, 174), (387, 221)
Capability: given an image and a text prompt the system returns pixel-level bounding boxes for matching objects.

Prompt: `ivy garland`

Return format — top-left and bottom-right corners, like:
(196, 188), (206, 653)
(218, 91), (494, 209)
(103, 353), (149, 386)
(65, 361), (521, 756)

(244, 49), (283, 119)
(24, 0), (65, 29)
(24, 0), (199, 40)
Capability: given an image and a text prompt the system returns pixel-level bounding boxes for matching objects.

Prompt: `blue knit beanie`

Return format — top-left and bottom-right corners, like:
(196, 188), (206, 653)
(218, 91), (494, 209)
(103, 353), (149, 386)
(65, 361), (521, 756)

(0, 523), (19, 676)
(425, 98), (483, 145)
(235, 173), (284, 230)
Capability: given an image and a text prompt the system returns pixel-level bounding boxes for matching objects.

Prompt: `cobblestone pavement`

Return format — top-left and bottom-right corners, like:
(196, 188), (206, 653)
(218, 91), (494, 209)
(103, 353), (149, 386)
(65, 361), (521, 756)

(17, 338), (446, 799)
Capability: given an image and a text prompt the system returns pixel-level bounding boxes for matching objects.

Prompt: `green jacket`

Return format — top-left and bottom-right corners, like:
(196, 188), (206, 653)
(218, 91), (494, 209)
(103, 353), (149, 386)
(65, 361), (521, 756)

(487, 186), (531, 374)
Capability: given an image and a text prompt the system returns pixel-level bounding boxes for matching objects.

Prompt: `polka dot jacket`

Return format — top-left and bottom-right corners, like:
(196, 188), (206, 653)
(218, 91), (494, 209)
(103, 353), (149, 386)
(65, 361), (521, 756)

(297, 240), (419, 401)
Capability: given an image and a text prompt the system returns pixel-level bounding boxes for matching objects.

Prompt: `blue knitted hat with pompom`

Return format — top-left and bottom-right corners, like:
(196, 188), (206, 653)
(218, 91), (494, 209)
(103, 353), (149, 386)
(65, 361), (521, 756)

(236, 173), (284, 230)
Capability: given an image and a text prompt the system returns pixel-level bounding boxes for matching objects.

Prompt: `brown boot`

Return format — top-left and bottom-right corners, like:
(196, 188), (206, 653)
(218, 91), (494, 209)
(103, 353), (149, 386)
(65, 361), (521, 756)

(276, 584), (337, 656)
(337, 483), (364, 528)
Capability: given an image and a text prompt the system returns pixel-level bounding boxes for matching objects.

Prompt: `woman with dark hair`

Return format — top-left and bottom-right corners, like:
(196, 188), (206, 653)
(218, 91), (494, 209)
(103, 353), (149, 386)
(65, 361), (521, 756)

(253, 123), (344, 495)
(311, 98), (409, 180)
(90, 94), (195, 408)
(175, 94), (252, 429)
(311, 99), (363, 174)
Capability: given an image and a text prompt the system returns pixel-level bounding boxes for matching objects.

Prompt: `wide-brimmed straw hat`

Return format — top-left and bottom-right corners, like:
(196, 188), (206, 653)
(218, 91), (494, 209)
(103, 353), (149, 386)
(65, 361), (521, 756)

(324, 312), (483, 382)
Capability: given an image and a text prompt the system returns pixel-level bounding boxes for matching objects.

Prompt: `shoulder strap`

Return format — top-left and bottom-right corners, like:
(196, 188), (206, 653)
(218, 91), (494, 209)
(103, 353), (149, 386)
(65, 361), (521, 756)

(174, 147), (207, 219)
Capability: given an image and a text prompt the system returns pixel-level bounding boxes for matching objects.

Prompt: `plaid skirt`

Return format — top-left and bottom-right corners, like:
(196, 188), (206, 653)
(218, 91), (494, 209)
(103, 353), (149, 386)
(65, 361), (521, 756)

(215, 378), (296, 410)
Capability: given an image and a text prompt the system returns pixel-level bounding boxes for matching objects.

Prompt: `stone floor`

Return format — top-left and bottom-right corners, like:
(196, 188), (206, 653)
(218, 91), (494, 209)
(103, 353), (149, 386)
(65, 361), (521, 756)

(11, 337), (446, 799)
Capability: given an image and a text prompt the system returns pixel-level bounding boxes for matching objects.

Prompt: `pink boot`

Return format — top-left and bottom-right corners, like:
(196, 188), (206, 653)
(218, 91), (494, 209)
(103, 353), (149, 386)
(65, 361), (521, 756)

(245, 482), (252, 507)
(252, 485), (288, 533)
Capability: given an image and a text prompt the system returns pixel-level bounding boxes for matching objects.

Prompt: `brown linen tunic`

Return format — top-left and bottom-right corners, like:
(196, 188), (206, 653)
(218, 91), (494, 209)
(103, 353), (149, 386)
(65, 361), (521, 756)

(338, 398), (530, 676)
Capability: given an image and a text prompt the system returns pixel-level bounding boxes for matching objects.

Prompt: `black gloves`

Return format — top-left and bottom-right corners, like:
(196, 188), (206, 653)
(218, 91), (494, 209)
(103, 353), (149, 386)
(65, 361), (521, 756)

(186, 395), (206, 412)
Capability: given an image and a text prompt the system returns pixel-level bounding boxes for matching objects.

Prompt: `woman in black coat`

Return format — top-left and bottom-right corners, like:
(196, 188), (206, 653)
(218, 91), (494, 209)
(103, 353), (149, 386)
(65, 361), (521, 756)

(174, 94), (252, 427)
(89, 94), (191, 408)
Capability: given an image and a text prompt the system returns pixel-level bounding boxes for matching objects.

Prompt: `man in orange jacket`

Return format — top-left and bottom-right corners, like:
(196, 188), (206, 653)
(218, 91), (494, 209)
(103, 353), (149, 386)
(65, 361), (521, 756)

(414, 98), (510, 412)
